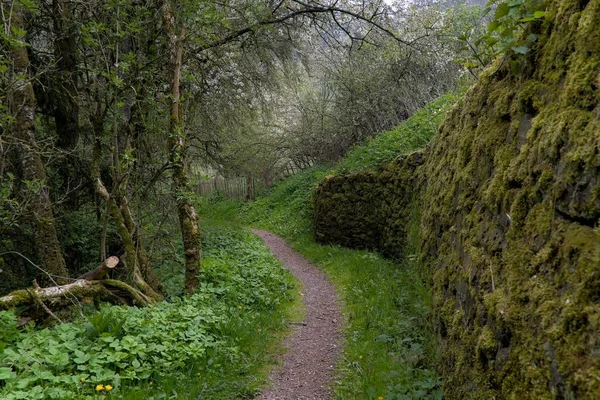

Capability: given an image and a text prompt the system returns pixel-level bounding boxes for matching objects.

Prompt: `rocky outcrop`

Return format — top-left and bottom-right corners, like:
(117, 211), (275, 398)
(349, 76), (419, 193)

(314, 0), (600, 397)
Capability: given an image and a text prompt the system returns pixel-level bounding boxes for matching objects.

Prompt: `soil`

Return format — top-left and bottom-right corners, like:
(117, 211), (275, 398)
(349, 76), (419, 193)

(252, 229), (342, 400)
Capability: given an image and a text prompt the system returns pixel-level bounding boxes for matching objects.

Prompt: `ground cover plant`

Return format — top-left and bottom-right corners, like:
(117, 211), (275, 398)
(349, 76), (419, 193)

(0, 226), (296, 400)
(199, 95), (455, 399)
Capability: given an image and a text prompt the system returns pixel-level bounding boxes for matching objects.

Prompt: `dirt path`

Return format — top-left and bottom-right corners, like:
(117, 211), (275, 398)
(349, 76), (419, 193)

(252, 229), (342, 400)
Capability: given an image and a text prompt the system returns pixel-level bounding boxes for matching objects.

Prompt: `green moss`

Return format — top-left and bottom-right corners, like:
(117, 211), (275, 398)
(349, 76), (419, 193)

(313, 0), (600, 398)
(476, 326), (498, 362)
(0, 289), (31, 309)
(314, 152), (424, 259)
(418, 0), (600, 397)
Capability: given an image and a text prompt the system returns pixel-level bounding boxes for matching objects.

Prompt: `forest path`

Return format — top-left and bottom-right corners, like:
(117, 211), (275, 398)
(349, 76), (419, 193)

(252, 229), (342, 400)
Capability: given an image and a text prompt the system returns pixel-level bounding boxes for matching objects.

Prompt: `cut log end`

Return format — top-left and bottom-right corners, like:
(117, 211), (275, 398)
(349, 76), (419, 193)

(77, 256), (120, 281)
(105, 256), (119, 269)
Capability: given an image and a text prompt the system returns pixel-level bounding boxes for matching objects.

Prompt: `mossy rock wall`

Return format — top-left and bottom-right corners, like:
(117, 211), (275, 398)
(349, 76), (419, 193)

(314, 152), (423, 259)
(313, 0), (600, 398)
(422, 0), (600, 397)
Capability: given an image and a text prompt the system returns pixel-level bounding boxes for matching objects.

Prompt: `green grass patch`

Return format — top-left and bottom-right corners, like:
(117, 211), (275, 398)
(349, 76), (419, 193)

(291, 234), (441, 400)
(0, 225), (298, 400)
(334, 92), (458, 173)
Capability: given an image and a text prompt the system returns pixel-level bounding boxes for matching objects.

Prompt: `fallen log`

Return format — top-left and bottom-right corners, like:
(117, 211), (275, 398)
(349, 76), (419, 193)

(77, 256), (119, 280)
(0, 257), (154, 316)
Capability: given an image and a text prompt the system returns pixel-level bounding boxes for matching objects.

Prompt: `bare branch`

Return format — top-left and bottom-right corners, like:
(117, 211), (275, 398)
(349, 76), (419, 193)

(189, 1), (416, 55)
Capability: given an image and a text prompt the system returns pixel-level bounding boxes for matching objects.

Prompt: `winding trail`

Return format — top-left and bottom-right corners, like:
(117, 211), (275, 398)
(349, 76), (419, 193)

(252, 229), (342, 400)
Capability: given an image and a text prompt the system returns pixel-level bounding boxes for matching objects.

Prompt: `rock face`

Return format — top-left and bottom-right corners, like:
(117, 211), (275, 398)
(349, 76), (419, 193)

(314, 0), (600, 398)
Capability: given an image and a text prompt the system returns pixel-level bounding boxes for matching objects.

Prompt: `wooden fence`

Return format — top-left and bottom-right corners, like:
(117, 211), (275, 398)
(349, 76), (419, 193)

(194, 175), (266, 201)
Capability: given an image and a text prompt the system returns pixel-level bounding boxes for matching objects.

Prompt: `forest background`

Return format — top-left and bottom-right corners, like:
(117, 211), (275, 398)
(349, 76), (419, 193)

(0, 0), (505, 298)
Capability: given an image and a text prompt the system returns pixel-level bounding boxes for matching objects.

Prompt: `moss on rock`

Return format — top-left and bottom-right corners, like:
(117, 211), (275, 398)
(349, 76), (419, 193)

(314, 151), (424, 259)
(313, 0), (600, 398)
(419, 0), (599, 397)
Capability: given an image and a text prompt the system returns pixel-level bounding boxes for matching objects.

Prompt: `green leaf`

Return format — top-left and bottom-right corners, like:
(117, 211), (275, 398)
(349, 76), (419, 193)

(495, 3), (510, 19)
(511, 45), (529, 54)
(19, 0), (38, 10)
(10, 26), (27, 39)
(500, 27), (514, 38)
(508, 5), (521, 16)
(534, 11), (547, 18)
(0, 366), (16, 380)
(488, 20), (500, 32)
(485, 36), (499, 46)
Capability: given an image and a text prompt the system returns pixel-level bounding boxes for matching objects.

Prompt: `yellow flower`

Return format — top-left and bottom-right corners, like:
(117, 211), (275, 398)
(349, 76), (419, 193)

(95, 384), (105, 391)
(80, 377), (86, 383)
(378, 397), (384, 400)
(105, 385), (113, 392)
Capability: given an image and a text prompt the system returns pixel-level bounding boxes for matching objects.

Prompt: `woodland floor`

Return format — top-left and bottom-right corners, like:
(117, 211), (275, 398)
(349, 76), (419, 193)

(252, 229), (343, 400)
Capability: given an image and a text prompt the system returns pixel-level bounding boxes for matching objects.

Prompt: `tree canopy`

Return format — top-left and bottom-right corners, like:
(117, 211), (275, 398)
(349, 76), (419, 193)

(0, 0), (491, 299)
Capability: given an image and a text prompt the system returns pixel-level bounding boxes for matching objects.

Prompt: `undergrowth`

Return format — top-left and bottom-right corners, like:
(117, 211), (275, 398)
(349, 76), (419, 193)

(199, 93), (453, 399)
(0, 226), (296, 400)
(235, 171), (443, 400)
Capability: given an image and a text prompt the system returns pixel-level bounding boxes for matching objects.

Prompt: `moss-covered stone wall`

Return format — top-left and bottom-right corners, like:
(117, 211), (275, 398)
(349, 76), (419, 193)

(314, 151), (423, 259)
(314, 0), (600, 398)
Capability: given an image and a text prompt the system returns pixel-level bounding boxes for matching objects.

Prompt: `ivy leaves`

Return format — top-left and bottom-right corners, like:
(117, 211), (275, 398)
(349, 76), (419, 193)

(454, 0), (548, 75)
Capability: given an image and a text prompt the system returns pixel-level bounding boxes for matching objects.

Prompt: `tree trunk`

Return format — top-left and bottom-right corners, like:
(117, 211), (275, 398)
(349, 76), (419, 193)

(262, 168), (272, 188)
(7, 1), (69, 285)
(161, 0), (201, 294)
(52, 0), (79, 150)
(116, 191), (162, 292)
(90, 116), (162, 301)
(246, 171), (253, 201)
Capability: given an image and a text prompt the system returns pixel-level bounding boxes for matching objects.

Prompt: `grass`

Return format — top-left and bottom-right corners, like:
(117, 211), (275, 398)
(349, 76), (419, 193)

(0, 224), (301, 400)
(333, 92), (458, 173)
(195, 93), (458, 399)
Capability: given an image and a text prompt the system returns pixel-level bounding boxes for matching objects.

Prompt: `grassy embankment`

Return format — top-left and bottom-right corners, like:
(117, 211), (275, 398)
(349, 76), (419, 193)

(0, 223), (301, 400)
(201, 93), (457, 399)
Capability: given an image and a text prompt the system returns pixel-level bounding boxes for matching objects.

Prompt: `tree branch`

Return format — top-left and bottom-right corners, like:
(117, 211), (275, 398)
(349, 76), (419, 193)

(189, 1), (416, 54)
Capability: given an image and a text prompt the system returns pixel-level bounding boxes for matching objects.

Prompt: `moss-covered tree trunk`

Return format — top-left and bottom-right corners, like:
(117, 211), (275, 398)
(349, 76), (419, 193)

(90, 115), (162, 302)
(51, 0), (79, 150)
(161, 0), (201, 294)
(7, 1), (69, 285)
